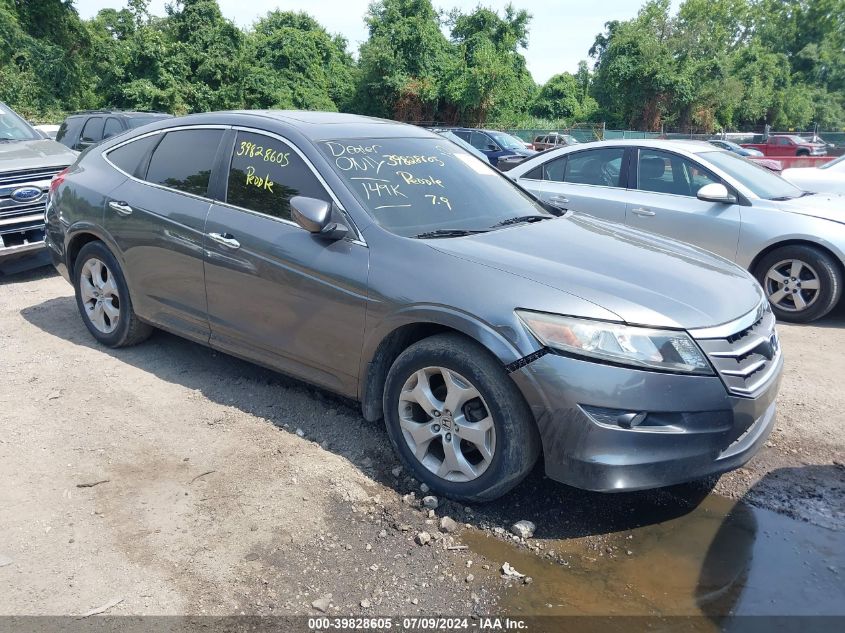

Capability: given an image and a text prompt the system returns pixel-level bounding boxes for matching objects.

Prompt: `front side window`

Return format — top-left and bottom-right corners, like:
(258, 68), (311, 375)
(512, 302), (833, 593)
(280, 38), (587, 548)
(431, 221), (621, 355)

(563, 148), (625, 187)
(320, 137), (549, 238)
(227, 131), (328, 221)
(145, 129), (224, 196)
(107, 134), (159, 177)
(637, 149), (719, 197)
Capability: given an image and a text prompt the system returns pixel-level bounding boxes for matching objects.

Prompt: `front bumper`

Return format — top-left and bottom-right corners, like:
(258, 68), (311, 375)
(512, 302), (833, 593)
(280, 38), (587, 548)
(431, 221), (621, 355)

(511, 351), (782, 492)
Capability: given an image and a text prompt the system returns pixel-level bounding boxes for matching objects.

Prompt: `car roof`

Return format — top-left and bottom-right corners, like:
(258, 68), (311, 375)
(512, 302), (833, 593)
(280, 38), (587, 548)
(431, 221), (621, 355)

(139, 110), (436, 142)
(548, 138), (719, 154)
(68, 111), (171, 119)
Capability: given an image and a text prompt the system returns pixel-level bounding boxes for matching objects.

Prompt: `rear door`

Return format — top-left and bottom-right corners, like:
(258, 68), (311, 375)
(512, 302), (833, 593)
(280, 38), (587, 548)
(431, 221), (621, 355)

(625, 147), (742, 260)
(202, 129), (369, 396)
(102, 126), (226, 341)
(516, 146), (629, 223)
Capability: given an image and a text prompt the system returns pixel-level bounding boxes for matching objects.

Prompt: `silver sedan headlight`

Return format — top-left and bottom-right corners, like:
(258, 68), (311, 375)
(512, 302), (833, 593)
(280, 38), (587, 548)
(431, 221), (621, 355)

(516, 310), (713, 375)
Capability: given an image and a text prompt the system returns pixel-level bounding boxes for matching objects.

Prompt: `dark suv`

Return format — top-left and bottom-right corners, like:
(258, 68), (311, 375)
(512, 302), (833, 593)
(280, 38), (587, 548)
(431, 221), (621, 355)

(56, 110), (172, 152)
(446, 128), (535, 167)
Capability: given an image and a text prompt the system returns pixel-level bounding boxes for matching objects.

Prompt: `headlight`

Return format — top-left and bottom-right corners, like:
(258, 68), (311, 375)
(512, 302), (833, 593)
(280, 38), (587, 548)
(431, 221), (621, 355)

(516, 310), (713, 375)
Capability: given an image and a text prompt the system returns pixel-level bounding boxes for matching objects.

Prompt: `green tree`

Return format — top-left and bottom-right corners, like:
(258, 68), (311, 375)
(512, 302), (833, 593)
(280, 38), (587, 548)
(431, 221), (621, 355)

(530, 72), (581, 121)
(354, 0), (452, 121)
(244, 11), (355, 111)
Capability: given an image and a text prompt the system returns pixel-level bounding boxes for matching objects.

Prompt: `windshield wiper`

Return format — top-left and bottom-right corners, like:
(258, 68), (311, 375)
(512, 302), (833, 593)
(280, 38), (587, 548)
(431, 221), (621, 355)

(413, 229), (489, 239)
(769, 195), (799, 201)
(489, 215), (553, 228)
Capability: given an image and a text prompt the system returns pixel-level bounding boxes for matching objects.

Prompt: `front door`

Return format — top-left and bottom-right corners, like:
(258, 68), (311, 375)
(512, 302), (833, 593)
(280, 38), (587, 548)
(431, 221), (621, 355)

(625, 148), (742, 261)
(203, 129), (369, 396)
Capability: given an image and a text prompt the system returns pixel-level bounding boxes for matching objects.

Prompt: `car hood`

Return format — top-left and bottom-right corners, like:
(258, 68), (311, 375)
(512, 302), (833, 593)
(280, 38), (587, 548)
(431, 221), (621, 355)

(771, 192), (845, 223)
(0, 139), (77, 171)
(429, 214), (763, 330)
(508, 148), (535, 157)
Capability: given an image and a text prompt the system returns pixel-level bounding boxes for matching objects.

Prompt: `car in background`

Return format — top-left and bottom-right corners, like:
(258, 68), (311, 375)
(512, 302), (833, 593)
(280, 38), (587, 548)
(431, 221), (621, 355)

(708, 139), (763, 157)
(56, 110), (172, 152)
(446, 127), (535, 167)
(429, 129), (489, 163)
(33, 124), (60, 140)
(46, 111), (780, 501)
(531, 132), (580, 151)
(742, 135), (827, 157)
(0, 102), (77, 272)
(508, 139), (845, 322)
(782, 155), (845, 195)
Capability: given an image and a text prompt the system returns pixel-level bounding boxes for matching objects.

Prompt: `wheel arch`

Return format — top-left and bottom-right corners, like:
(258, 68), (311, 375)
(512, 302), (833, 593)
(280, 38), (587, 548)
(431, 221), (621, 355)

(359, 312), (528, 423)
(749, 239), (845, 281)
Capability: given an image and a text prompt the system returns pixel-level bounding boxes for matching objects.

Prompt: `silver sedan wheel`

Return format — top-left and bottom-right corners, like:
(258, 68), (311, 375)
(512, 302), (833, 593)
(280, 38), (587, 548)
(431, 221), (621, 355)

(397, 366), (496, 482)
(764, 259), (821, 313)
(79, 258), (121, 334)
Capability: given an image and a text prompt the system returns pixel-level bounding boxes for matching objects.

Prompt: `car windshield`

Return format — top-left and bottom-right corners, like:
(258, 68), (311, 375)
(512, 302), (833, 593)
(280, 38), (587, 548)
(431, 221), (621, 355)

(320, 137), (549, 238)
(782, 135), (807, 145)
(820, 155), (845, 171)
(702, 150), (805, 200)
(488, 131), (526, 151)
(0, 104), (40, 141)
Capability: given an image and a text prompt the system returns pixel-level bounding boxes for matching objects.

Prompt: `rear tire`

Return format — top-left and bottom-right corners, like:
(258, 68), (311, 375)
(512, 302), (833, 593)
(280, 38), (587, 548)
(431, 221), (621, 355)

(73, 241), (152, 347)
(383, 333), (540, 502)
(754, 245), (841, 323)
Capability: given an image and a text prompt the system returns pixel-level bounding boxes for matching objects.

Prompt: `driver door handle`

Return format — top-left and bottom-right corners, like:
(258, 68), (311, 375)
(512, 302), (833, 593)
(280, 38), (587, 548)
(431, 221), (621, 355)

(632, 207), (656, 217)
(548, 195), (570, 208)
(108, 201), (133, 216)
(208, 232), (240, 249)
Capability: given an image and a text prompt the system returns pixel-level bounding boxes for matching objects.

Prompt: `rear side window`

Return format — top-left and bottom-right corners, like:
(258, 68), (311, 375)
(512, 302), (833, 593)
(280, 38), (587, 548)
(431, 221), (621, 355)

(226, 131), (328, 221)
(145, 129), (224, 196)
(107, 135), (159, 177)
(563, 148), (625, 187)
(81, 117), (104, 143)
(103, 117), (122, 139)
(543, 156), (567, 182)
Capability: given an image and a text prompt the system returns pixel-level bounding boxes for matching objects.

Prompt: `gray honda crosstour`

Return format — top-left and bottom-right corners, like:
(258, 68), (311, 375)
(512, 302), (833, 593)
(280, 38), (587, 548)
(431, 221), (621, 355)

(45, 111), (782, 502)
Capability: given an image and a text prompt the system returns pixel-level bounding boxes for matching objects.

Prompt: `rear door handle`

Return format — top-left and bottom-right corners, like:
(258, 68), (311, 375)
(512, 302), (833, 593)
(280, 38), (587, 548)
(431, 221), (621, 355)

(632, 207), (655, 217)
(208, 232), (240, 249)
(108, 201), (133, 216)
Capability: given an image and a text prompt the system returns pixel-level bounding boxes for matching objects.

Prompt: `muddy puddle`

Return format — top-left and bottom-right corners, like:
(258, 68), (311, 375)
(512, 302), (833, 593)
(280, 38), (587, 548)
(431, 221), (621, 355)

(465, 495), (844, 622)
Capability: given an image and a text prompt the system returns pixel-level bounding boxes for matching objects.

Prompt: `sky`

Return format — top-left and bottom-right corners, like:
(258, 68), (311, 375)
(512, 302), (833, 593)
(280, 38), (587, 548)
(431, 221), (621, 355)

(74, 0), (655, 84)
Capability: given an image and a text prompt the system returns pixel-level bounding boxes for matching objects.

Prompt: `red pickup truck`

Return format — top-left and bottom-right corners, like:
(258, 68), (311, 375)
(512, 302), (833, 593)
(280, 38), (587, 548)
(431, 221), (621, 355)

(741, 135), (827, 157)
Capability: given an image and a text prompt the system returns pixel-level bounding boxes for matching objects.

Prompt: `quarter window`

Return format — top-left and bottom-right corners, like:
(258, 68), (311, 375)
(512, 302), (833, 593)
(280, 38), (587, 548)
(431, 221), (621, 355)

(563, 148), (625, 187)
(145, 129), (224, 196)
(637, 149), (720, 197)
(107, 135), (159, 177)
(226, 131), (328, 222)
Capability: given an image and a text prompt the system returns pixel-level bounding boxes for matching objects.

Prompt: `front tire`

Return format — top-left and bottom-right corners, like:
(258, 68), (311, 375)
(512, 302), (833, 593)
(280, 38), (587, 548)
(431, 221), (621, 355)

(383, 333), (540, 502)
(754, 245), (842, 323)
(73, 241), (152, 347)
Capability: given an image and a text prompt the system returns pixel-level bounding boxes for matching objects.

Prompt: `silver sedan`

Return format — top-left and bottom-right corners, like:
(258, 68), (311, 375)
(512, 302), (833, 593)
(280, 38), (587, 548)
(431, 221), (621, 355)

(509, 139), (845, 322)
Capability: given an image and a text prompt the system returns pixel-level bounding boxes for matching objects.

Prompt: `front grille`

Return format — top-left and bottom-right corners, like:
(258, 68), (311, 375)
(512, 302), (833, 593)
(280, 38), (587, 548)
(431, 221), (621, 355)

(694, 303), (780, 397)
(0, 165), (67, 250)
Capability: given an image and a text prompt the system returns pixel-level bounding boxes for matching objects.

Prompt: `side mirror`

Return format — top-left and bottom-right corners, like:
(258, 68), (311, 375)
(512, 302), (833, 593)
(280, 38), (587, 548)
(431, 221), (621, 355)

(290, 196), (348, 240)
(697, 182), (737, 204)
(486, 144), (500, 152)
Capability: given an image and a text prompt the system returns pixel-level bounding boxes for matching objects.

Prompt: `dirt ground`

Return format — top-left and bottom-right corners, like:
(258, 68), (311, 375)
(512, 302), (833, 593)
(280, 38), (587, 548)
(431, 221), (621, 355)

(0, 266), (842, 617)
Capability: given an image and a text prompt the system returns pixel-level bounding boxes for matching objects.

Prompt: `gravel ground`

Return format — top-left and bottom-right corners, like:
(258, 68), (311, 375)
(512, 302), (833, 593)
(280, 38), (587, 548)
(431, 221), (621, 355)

(0, 266), (842, 616)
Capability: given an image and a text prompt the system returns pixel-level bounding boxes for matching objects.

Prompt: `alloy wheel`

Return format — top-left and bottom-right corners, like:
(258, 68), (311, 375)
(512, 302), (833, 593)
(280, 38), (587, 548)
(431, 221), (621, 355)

(79, 257), (121, 334)
(397, 366), (496, 482)
(764, 259), (821, 313)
